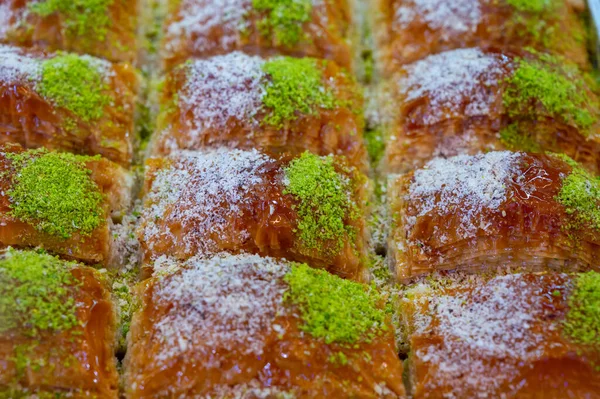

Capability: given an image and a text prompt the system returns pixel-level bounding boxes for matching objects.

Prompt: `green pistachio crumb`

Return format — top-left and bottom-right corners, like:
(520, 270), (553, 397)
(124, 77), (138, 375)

(504, 58), (596, 133)
(0, 249), (80, 336)
(327, 351), (348, 366)
(38, 53), (110, 123)
(283, 152), (358, 257)
(364, 128), (385, 165)
(7, 149), (104, 239)
(262, 57), (336, 128)
(498, 123), (541, 152)
(284, 263), (387, 345)
(564, 271), (600, 345)
(29, 0), (113, 40)
(552, 289), (562, 297)
(553, 154), (600, 231)
(506, 0), (554, 13)
(252, 0), (312, 47)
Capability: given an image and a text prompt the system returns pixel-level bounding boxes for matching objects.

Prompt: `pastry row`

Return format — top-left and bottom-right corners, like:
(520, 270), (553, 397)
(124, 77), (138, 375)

(3, 249), (599, 397)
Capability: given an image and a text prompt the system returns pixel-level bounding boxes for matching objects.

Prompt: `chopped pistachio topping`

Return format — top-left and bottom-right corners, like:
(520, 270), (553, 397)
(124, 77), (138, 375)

(564, 271), (600, 345)
(7, 149), (104, 239)
(553, 154), (600, 231)
(284, 263), (387, 344)
(262, 57), (336, 128)
(38, 54), (110, 122)
(498, 123), (541, 152)
(0, 249), (80, 336)
(283, 152), (358, 257)
(506, 0), (553, 12)
(364, 128), (385, 165)
(252, 0), (312, 47)
(504, 58), (596, 133)
(29, 0), (113, 40)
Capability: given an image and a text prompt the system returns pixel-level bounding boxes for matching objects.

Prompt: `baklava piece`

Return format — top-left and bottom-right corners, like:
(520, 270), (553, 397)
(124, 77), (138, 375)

(372, 0), (589, 74)
(0, 144), (132, 265)
(0, 45), (139, 167)
(0, 249), (119, 398)
(0, 0), (139, 63)
(125, 253), (405, 398)
(138, 148), (369, 281)
(380, 47), (600, 174)
(150, 52), (366, 170)
(388, 151), (600, 282)
(400, 272), (600, 398)
(160, 0), (356, 70)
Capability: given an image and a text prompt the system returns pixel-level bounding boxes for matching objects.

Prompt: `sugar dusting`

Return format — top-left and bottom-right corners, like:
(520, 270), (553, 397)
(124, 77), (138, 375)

(408, 274), (565, 396)
(0, 44), (41, 84)
(151, 253), (289, 364)
(165, 0), (251, 54)
(0, 3), (12, 39)
(394, 0), (482, 33)
(408, 151), (522, 238)
(399, 48), (510, 125)
(176, 52), (265, 135)
(140, 148), (272, 258)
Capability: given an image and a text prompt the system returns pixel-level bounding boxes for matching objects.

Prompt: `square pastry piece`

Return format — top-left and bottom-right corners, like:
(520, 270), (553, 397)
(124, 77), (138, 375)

(0, 0), (139, 63)
(160, 0), (356, 70)
(138, 148), (369, 281)
(0, 249), (119, 398)
(380, 47), (600, 174)
(124, 253), (405, 398)
(400, 272), (600, 398)
(388, 151), (600, 282)
(0, 144), (132, 265)
(150, 52), (367, 171)
(0, 45), (139, 167)
(372, 0), (589, 74)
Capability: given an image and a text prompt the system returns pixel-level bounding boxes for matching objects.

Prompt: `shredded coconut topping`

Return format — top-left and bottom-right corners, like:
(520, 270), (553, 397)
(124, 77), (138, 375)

(141, 148), (273, 258)
(178, 52), (265, 134)
(410, 274), (562, 396)
(0, 3), (13, 39)
(394, 0), (481, 34)
(0, 45), (41, 84)
(409, 151), (522, 237)
(152, 253), (289, 364)
(165, 0), (251, 54)
(399, 48), (510, 125)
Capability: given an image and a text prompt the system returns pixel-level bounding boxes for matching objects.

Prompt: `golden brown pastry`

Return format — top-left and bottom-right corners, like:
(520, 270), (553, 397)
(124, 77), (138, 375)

(0, 0), (139, 63)
(372, 0), (589, 75)
(379, 47), (600, 174)
(0, 143), (132, 265)
(150, 52), (367, 171)
(0, 249), (119, 398)
(160, 0), (356, 71)
(400, 272), (600, 398)
(125, 253), (405, 398)
(388, 151), (600, 282)
(0, 45), (139, 167)
(138, 148), (369, 281)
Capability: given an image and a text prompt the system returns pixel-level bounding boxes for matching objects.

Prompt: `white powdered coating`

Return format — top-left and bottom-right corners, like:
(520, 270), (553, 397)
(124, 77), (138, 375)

(399, 48), (509, 125)
(165, 0), (251, 54)
(0, 45), (113, 88)
(394, 0), (481, 33)
(152, 253), (289, 364)
(179, 52), (266, 133)
(0, 45), (41, 84)
(141, 148), (272, 257)
(0, 3), (12, 39)
(206, 380), (296, 399)
(411, 274), (557, 396)
(409, 151), (521, 237)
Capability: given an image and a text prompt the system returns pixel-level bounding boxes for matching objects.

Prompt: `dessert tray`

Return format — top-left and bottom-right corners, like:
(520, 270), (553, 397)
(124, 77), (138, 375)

(0, 0), (599, 398)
